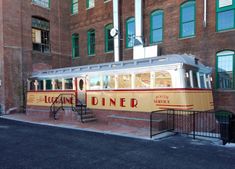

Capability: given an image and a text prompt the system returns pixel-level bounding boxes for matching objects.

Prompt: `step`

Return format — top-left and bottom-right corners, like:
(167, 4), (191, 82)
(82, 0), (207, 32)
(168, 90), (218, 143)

(82, 114), (95, 118)
(82, 117), (97, 123)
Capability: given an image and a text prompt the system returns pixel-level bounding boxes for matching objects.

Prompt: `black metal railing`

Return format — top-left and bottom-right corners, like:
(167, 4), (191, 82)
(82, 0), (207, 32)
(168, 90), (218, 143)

(150, 109), (175, 138)
(49, 93), (87, 122)
(73, 101), (87, 123)
(50, 93), (76, 120)
(150, 109), (234, 144)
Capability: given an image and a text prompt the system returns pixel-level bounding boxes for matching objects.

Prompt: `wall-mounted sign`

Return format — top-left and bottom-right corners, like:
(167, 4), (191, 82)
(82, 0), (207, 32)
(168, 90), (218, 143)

(219, 0), (233, 8)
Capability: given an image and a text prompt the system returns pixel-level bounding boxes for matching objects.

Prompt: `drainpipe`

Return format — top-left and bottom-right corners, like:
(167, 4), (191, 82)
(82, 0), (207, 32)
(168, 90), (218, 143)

(113, 0), (120, 62)
(203, 0), (207, 27)
(134, 0), (143, 46)
(133, 0), (144, 60)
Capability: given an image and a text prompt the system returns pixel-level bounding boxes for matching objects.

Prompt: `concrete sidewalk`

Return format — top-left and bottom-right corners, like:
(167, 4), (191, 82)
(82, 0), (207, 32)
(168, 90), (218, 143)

(0, 113), (151, 140)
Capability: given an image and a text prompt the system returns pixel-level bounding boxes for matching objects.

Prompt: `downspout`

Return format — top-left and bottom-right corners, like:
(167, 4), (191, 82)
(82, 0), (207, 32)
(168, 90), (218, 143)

(113, 0), (120, 62)
(134, 0), (143, 46)
(203, 0), (207, 27)
(133, 0), (144, 60)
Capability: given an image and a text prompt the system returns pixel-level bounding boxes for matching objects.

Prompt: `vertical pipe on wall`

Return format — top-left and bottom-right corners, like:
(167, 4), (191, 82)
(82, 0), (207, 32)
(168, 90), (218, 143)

(113, 0), (120, 62)
(134, 0), (143, 45)
(203, 0), (207, 27)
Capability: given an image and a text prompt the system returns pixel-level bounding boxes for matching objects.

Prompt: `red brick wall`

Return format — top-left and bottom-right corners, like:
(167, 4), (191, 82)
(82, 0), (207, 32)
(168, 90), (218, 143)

(0, 0), (4, 112)
(1, 0), (71, 113)
(1, 0), (235, 114)
(69, 0), (235, 113)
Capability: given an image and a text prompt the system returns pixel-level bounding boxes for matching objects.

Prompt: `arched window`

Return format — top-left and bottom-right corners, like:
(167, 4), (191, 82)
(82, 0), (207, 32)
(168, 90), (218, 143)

(87, 29), (96, 56)
(126, 17), (135, 48)
(104, 24), (114, 52)
(72, 33), (79, 58)
(216, 0), (235, 31)
(216, 50), (235, 89)
(180, 1), (196, 38)
(150, 10), (164, 44)
(71, 0), (78, 14)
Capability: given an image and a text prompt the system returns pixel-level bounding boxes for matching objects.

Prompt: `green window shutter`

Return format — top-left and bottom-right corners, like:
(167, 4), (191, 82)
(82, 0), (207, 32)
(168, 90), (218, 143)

(72, 34), (79, 58)
(216, 50), (235, 89)
(71, 0), (78, 14)
(87, 29), (95, 56)
(105, 24), (114, 52)
(180, 1), (196, 38)
(216, 0), (235, 32)
(150, 10), (164, 44)
(86, 0), (94, 9)
(126, 17), (135, 48)
(32, 0), (50, 8)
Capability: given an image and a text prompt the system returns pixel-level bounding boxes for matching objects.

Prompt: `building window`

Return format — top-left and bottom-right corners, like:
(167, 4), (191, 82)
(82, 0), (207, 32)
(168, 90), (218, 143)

(105, 24), (114, 52)
(180, 1), (196, 38)
(126, 17), (135, 48)
(86, 0), (95, 9)
(32, 0), (50, 8)
(71, 0), (78, 14)
(87, 29), (95, 56)
(72, 34), (79, 58)
(32, 17), (50, 53)
(216, 0), (235, 31)
(150, 10), (164, 44)
(216, 50), (235, 89)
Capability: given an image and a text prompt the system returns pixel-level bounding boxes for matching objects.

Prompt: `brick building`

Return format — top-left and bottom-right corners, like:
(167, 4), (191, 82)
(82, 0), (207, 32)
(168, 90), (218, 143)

(0, 0), (235, 114)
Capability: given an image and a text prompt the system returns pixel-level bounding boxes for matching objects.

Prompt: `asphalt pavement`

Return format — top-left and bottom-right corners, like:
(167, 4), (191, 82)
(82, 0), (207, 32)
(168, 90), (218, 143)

(0, 118), (235, 169)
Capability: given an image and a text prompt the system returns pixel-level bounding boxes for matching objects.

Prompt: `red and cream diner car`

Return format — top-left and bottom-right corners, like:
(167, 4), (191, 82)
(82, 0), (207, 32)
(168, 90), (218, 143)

(27, 54), (214, 125)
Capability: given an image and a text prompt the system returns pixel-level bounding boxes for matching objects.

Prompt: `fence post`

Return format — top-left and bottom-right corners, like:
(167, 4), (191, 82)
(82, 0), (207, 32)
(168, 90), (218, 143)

(193, 111), (195, 139)
(173, 110), (175, 130)
(150, 112), (152, 138)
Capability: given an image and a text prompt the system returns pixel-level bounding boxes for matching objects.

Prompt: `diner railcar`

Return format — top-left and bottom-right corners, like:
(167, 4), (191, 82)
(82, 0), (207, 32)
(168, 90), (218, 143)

(27, 54), (214, 118)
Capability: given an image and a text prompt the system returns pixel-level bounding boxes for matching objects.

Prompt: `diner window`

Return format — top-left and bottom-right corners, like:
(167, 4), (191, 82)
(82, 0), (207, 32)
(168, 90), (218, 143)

(54, 79), (62, 90)
(71, 0), (78, 14)
(216, 50), (235, 89)
(135, 73), (151, 88)
(118, 74), (131, 88)
(105, 24), (114, 52)
(46, 80), (52, 90)
(216, 0), (235, 31)
(126, 17), (135, 48)
(150, 10), (164, 44)
(37, 80), (44, 90)
(155, 71), (172, 87)
(86, 0), (95, 9)
(192, 72), (199, 88)
(32, 17), (50, 53)
(89, 76), (101, 90)
(65, 78), (73, 89)
(72, 33), (79, 58)
(32, 0), (50, 8)
(180, 1), (196, 38)
(199, 73), (206, 88)
(103, 75), (115, 89)
(30, 80), (36, 91)
(87, 29), (95, 56)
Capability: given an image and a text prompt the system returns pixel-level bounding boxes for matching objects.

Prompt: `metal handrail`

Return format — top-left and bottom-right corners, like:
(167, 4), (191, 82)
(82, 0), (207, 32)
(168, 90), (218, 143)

(150, 109), (233, 145)
(50, 93), (77, 120)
